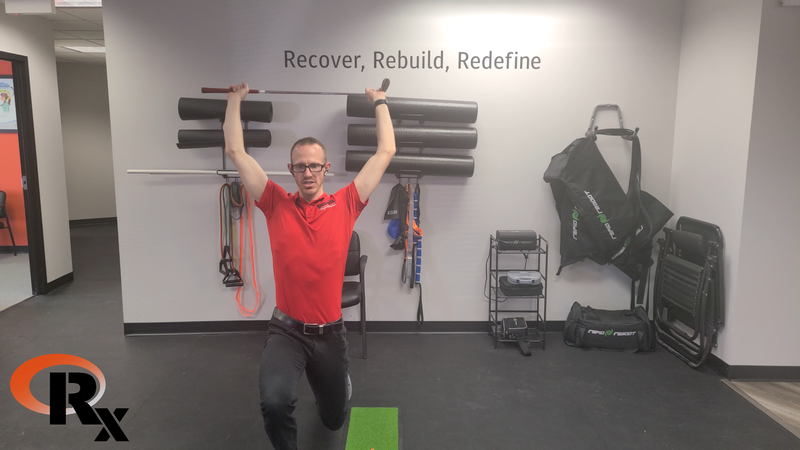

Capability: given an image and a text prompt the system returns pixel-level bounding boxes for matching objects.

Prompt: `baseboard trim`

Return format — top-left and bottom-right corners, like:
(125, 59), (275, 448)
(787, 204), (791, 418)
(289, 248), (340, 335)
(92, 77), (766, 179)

(125, 320), (270, 336)
(365, 320), (564, 333)
(44, 272), (73, 294)
(354, 321), (487, 333)
(705, 353), (800, 381)
(0, 245), (28, 254)
(69, 217), (117, 227)
(124, 319), (568, 336)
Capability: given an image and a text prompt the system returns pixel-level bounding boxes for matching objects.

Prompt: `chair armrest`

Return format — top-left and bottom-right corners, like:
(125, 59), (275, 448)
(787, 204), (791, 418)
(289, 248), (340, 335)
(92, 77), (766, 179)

(359, 255), (368, 282)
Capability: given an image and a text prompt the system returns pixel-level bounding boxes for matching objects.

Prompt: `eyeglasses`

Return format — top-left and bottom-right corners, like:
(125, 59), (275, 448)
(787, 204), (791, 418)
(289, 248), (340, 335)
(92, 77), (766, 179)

(290, 163), (325, 173)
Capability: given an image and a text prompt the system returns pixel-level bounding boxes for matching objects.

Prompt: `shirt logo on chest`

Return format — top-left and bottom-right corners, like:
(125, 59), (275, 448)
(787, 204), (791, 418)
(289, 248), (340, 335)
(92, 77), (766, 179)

(316, 197), (337, 211)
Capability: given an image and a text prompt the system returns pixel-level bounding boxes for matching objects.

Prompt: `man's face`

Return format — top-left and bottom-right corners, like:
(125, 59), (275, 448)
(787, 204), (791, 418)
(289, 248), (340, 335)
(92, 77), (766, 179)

(289, 143), (330, 202)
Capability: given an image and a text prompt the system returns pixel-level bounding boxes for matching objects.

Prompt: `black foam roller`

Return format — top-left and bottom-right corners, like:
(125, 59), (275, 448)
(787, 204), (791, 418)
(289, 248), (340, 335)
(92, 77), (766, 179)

(178, 98), (273, 123)
(347, 94), (478, 124)
(177, 129), (271, 149)
(345, 151), (474, 177)
(348, 124), (477, 149)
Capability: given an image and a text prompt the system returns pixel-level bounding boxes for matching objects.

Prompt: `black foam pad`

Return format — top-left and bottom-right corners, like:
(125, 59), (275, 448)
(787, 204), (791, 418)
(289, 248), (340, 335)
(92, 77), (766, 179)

(346, 94), (478, 124)
(177, 129), (271, 149)
(345, 151), (474, 177)
(348, 124), (477, 149)
(178, 98), (273, 123)
(672, 230), (707, 266)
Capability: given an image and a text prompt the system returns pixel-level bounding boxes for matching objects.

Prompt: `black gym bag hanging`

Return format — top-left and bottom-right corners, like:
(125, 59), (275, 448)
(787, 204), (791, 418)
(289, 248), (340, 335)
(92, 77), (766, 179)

(543, 106), (673, 307)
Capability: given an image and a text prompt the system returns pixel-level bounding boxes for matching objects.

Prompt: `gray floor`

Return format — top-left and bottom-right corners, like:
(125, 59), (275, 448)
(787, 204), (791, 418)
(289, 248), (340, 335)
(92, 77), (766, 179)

(0, 251), (31, 312)
(1, 223), (799, 450)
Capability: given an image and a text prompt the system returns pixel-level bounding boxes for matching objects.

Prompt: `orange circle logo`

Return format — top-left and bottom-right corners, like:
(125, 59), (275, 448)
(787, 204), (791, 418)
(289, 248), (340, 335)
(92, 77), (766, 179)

(10, 354), (106, 415)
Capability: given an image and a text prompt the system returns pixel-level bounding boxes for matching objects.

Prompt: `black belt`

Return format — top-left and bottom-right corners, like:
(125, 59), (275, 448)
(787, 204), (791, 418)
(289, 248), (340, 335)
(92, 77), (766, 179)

(272, 308), (344, 336)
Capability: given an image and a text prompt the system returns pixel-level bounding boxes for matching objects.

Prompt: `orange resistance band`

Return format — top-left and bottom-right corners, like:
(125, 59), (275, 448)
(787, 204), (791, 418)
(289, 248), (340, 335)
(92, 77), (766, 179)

(235, 189), (261, 316)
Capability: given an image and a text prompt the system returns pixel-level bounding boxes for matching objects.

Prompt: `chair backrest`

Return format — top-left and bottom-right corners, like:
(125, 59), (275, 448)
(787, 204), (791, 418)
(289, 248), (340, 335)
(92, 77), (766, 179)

(671, 230), (707, 266)
(0, 191), (6, 217)
(344, 231), (361, 276)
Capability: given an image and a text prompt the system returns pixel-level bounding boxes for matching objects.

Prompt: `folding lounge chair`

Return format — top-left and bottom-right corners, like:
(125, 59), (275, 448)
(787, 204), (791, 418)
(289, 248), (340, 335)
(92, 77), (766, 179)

(653, 217), (724, 368)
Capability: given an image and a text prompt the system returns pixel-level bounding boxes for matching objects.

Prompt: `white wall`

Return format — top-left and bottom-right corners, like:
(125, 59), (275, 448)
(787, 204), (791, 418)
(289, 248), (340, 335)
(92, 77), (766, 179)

(106, 0), (683, 325)
(669, 0), (763, 364)
(729, 0), (800, 366)
(57, 62), (116, 221)
(0, 11), (73, 283)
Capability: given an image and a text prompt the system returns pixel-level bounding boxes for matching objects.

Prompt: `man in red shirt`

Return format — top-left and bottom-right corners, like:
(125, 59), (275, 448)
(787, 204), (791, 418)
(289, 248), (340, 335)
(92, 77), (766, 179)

(223, 82), (395, 450)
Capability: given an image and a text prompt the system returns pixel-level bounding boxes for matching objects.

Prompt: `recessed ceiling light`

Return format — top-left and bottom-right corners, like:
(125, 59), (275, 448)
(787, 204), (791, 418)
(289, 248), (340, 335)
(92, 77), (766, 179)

(55, 0), (102, 7)
(62, 46), (106, 53)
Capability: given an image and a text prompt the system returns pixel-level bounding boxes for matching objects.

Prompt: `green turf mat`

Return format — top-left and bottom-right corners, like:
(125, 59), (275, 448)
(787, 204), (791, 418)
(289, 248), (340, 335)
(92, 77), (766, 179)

(344, 407), (399, 450)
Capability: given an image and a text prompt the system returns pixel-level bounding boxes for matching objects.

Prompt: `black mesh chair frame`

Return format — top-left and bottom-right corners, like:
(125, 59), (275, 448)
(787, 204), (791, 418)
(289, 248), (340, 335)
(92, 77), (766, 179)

(0, 191), (17, 256)
(653, 217), (724, 368)
(342, 231), (368, 359)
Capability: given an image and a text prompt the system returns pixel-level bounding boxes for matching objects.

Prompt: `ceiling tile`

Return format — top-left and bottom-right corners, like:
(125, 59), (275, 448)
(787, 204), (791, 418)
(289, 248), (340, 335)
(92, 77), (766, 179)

(51, 20), (103, 31)
(21, 5), (107, 65)
(54, 39), (94, 47)
(53, 31), (76, 39)
(52, 9), (82, 20)
(59, 30), (105, 40)
(56, 7), (103, 21)
(57, 53), (106, 64)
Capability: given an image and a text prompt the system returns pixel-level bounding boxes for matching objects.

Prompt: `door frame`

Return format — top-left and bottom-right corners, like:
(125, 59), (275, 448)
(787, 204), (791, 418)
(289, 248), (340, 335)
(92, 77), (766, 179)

(0, 50), (46, 295)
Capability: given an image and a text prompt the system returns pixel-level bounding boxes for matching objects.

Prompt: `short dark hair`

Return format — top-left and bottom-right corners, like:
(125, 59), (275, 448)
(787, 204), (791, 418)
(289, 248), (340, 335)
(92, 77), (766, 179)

(290, 137), (327, 162)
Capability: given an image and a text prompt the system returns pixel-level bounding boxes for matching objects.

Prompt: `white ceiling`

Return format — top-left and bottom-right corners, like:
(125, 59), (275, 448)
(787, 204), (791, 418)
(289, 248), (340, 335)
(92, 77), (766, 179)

(1, 1), (106, 64)
(48, 6), (105, 64)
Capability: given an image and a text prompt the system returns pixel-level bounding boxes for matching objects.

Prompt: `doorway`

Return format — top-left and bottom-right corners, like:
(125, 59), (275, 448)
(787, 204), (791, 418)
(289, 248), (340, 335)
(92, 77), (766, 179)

(0, 50), (46, 309)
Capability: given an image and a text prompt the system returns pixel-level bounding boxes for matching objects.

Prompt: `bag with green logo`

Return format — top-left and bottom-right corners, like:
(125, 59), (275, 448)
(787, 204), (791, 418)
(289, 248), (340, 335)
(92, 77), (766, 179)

(563, 301), (654, 352)
(543, 128), (672, 285)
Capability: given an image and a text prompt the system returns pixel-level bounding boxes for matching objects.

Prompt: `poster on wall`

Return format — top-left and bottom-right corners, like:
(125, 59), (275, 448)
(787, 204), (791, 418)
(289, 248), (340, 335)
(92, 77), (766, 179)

(0, 76), (16, 132)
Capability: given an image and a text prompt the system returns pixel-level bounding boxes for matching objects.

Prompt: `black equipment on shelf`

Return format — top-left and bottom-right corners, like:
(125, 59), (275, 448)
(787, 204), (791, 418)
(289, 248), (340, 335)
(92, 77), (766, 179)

(501, 317), (531, 357)
(495, 230), (539, 251)
(488, 233), (549, 353)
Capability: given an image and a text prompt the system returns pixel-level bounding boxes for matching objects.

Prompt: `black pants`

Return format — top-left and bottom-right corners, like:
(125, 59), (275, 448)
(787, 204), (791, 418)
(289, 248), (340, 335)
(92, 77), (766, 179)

(259, 316), (349, 450)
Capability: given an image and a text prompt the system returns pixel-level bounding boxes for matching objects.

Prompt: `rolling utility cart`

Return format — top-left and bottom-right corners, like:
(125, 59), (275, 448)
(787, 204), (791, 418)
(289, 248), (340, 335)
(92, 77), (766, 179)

(488, 231), (548, 353)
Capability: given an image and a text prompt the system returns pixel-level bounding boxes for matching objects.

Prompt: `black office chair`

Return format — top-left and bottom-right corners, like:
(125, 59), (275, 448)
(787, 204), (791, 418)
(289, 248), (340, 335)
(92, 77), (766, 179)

(0, 191), (16, 256)
(342, 231), (368, 359)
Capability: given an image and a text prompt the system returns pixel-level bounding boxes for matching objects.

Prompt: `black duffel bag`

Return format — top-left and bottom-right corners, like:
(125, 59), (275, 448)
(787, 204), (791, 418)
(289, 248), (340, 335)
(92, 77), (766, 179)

(563, 301), (654, 352)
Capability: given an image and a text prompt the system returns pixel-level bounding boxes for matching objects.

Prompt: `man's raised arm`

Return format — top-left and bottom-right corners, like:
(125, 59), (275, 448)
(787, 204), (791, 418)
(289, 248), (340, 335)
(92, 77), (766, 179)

(224, 83), (268, 200)
(353, 87), (396, 203)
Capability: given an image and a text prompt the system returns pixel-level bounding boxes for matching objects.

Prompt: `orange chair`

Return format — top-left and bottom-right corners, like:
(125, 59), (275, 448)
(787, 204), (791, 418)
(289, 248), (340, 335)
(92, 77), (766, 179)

(0, 191), (17, 256)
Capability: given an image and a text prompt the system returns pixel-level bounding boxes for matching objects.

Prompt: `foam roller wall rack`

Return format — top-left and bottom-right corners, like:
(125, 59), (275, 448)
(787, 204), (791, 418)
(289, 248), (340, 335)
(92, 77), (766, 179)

(177, 97), (272, 149)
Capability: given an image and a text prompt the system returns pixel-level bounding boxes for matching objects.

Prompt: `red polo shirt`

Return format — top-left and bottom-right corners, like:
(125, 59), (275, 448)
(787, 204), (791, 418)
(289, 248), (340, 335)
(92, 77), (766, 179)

(255, 180), (367, 324)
